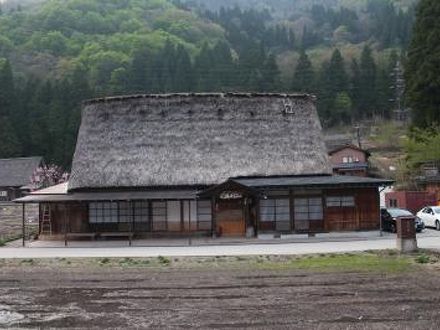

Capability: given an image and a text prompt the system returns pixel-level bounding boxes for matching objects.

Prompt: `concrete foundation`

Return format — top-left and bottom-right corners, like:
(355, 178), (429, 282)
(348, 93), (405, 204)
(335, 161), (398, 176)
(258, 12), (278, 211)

(397, 238), (418, 253)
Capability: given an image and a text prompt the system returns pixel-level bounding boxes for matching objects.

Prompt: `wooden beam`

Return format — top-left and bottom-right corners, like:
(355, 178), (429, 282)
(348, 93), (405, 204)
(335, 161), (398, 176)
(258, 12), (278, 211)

(211, 196), (216, 238)
(64, 204), (68, 247)
(22, 203), (25, 247)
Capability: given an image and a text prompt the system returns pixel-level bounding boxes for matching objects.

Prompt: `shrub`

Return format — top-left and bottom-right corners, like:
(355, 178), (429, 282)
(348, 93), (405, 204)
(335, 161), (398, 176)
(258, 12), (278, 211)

(415, 254), (430, 264)
(157, 255), (170, 266)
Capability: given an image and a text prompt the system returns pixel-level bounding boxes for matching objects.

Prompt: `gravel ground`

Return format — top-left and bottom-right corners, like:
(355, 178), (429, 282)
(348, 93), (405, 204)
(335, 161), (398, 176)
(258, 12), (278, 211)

(0, 257), (440, 329)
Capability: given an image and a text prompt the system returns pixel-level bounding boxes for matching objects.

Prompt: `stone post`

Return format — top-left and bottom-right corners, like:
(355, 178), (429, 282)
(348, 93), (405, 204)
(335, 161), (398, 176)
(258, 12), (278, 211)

(396, 217), (417, 252)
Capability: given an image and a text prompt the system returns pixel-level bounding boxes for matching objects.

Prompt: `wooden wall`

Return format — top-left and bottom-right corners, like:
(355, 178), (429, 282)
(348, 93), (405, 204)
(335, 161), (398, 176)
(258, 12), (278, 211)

(216, 199), (245, 236)
(324, 188), (379, 231)
(40, 203), (88, 234)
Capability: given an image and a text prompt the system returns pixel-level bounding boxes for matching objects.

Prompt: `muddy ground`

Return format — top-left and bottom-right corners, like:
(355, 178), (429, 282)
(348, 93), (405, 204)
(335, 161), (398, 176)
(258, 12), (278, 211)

(0, 256), (440, 329)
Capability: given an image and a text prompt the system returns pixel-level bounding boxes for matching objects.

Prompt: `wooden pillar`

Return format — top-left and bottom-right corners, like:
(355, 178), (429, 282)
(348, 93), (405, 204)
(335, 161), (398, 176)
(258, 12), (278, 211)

(148, 200), (153, 234)
(130, 201), (134, 247)
(64, 204), (68, 247)
(255, 197), (260, 237)
(378, 187), (383, 236)
(289, 189), (294, 232)
(22, 203), (25, 247)
(211, 196), (216, 238)
(188, 200), (192, 246)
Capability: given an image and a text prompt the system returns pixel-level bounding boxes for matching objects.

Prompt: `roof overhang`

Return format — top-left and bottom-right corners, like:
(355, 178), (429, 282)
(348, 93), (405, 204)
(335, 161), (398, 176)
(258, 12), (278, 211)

(233, 175), (394, 189)
(14, 189), (198, 203)
(197, 179), (261, 199)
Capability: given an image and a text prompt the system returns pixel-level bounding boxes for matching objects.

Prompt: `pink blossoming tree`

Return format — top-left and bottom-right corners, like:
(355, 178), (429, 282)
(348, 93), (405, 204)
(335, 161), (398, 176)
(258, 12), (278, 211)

(30, 164), (69, 190)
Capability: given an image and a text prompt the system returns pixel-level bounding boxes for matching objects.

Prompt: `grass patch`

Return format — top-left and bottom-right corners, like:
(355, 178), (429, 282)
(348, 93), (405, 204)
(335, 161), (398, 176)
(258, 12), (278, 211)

(157, 255), (171, 266)
(4, 250), (440, 272)
(0, 234), (23, 247)
(252, 252), (414, 273)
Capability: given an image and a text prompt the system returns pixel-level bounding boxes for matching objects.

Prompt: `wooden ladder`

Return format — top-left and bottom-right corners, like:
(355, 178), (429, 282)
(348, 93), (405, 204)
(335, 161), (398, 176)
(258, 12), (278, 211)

(41, 204), (52, 236)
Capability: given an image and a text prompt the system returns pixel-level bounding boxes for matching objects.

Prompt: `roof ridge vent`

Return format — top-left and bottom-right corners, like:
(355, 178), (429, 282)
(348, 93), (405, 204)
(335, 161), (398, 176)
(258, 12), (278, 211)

(283, 99), (295, 114)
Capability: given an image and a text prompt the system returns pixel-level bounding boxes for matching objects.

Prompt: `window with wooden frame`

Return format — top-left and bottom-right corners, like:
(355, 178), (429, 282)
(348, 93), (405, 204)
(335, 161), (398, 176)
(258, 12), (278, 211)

(152, 201), (167, 231)
(326, 196), (355, 207)
(118, 201), (133, 223)
(260, 198), (290, 231)
(183, 200), (198, 231)
(294, 197), (323, 221)
(197, 200), (212, 230)
(89, 202), (118, 223)
(167, 201), (181, 232)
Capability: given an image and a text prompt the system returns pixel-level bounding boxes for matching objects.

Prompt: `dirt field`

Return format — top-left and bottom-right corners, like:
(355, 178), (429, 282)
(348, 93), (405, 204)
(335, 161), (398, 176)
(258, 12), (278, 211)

(0, 253), (440, 329)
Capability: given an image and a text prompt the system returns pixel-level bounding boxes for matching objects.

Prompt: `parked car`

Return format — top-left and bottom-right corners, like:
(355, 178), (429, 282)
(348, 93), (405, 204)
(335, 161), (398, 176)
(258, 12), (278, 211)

(417, 206), (440, 230)
(381, 208), (424, 233)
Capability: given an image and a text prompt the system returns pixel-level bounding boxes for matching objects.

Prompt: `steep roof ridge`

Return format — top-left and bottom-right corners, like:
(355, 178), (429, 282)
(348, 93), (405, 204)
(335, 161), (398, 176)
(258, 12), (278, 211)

(83, 92), (316, 105)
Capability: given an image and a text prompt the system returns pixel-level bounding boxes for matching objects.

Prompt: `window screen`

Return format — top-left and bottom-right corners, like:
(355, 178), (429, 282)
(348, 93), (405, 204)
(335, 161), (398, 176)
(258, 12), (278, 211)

(294, 197), (323, 221)
(260, 198), (290, 231)
(326, 196), (355, 207)
(152, 201), (167, 231)
(89, 202), (118, 223)
(167, 201), (181, 232)
(197, 200), (212, 230)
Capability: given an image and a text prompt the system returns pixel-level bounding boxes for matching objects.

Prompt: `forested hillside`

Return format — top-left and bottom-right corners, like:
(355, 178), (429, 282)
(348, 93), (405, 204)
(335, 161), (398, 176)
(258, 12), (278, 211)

(0, 0), (418, 168)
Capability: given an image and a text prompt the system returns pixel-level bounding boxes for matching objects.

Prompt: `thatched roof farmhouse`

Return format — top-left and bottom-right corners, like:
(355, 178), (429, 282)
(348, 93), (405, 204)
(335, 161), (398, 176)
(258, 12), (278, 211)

(16, 93), (392, 241)
(69, 93), (331, 190)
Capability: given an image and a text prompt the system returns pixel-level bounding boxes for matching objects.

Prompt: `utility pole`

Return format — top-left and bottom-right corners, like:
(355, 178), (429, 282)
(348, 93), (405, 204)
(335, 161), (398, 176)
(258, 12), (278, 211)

(354, 124), (362, 149)
(389, 60), (406, 122)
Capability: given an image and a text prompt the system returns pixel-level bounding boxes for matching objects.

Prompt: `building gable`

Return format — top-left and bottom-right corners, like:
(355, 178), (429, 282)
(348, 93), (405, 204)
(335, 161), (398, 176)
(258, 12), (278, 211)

(69, 93), (331, 191)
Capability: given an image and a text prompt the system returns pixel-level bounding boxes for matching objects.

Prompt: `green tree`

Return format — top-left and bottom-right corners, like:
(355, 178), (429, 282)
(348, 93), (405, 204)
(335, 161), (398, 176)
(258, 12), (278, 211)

(0, 57), (21, 157)
(0, 117), (21, 157)
(333, 92), (353, 124)
(211, 41), (235, 90)
(328, 49), (348, 94)
(404, 127), (440, 168)
(292, 50), (314, 93)
(174, 45), (194, 92)
(0, 58), (14, 117)
(350, 59), (362, 120)
(405, 0), (440, 126)
(261, 54), (280, 92)
(128, 49), (152, 93)
(358, 45), (377, 118)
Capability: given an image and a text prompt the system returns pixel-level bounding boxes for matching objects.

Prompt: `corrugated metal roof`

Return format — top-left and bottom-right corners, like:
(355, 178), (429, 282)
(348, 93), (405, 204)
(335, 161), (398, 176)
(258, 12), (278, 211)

(30, 182), (69, 195)
(15, 190), (198, 203)
(234, 175), (393, 188)
(333, 162), (369, 170)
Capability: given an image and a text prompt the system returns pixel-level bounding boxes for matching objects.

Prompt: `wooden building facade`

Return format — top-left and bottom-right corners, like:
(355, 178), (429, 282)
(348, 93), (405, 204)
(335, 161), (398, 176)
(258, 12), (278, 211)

(20, 176), (389, 239)
(16, 93), (392, 240)
(328, 144), (370, 177)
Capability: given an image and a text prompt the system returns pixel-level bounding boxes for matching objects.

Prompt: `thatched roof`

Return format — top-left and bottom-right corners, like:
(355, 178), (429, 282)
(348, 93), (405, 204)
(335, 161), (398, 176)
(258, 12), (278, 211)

(0, 157), (42, 187)
(69, 93), (331, 191)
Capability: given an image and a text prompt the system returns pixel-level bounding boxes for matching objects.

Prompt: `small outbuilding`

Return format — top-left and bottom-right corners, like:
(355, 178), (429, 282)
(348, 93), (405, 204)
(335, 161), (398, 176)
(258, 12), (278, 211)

(0, 157), (42, 201)
(16, 94), (392, 241)
(328, 144), (370, 177)
(416, 161), (440, 206)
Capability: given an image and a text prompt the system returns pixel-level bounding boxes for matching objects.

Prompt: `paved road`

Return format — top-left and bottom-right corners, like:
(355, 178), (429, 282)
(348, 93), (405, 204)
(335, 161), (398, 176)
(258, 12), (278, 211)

(0, 234), (439, 259)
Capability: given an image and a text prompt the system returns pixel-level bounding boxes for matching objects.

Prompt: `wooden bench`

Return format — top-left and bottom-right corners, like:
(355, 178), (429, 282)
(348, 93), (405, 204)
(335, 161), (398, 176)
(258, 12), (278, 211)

(98, 232), (134, 246)
(65, 233), (96, 246)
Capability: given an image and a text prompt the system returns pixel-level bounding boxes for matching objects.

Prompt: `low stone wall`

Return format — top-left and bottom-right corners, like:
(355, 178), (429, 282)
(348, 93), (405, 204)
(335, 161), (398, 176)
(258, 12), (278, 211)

(0, 203), (38, 242)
